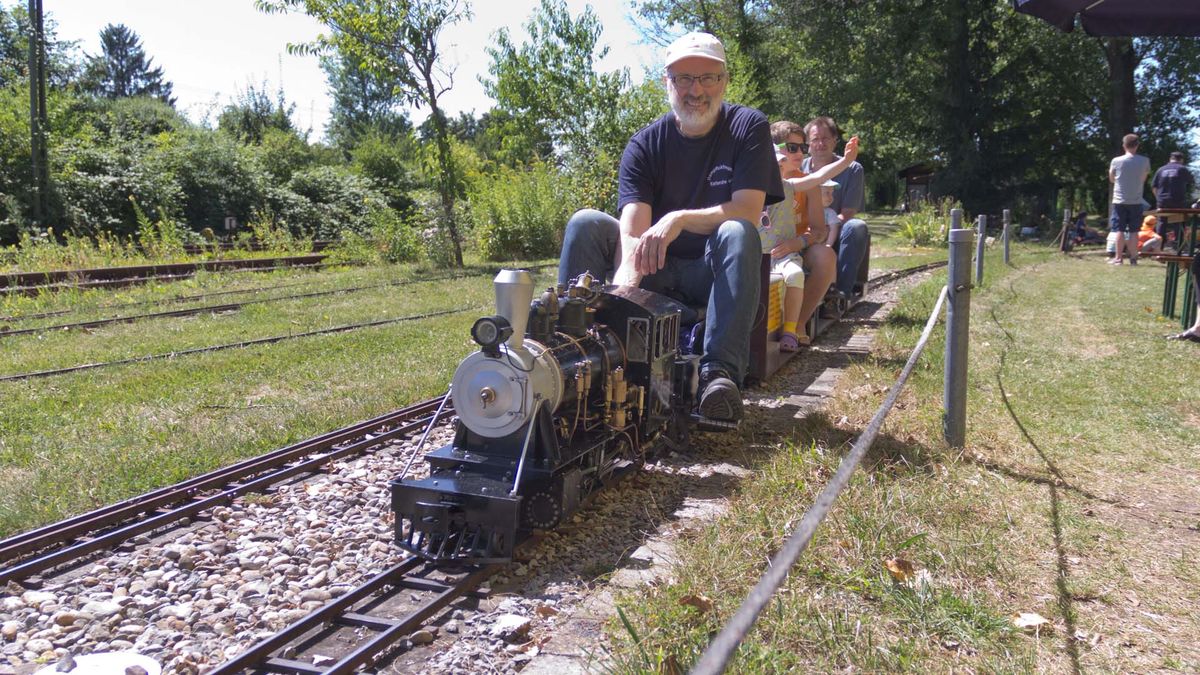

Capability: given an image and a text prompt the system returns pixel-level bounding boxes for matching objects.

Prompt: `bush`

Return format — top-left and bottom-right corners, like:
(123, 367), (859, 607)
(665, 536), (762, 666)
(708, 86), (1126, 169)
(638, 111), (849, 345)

(147, 128), (268, 232)
(53, 132), (183, 237)
(350, 130), (419, 212)
(896, 198), (962, 247)
(466, 161), (572, 261)
(410, 189), (463, 268)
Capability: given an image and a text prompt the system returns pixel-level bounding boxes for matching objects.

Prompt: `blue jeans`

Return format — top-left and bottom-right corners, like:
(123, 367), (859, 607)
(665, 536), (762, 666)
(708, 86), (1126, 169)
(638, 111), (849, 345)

(834, 218), (869, 295)
(558, 209), (761, 384)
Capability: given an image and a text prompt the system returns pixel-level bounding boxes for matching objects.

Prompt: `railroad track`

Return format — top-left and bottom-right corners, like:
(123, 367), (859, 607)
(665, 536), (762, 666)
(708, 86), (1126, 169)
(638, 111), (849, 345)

(0, 396), (453, 587)
(868, 259), (948, 287)
(0, 255), (339, 296)
(210, 558), (498, 674)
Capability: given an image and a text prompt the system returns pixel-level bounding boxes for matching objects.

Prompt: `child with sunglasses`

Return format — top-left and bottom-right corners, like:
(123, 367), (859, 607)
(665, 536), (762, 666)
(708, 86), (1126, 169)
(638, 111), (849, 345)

(762, 121), (860, 351)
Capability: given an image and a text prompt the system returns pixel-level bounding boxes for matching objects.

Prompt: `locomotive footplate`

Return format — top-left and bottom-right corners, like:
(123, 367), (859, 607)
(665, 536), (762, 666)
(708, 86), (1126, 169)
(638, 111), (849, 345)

(390, 473), (521, 564)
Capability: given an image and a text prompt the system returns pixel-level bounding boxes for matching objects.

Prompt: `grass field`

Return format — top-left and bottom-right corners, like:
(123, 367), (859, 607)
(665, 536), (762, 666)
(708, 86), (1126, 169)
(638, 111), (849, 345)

(607, 245), (1200, 672)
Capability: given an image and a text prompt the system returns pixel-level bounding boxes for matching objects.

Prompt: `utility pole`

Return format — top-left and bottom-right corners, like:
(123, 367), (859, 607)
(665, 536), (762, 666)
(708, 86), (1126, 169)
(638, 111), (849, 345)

(27, 0), (47, 226)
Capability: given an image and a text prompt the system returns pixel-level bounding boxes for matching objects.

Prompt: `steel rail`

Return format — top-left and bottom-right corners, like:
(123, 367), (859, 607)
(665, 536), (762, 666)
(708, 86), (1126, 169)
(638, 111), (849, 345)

(0, 255), (330, 289)
(0, 262), (558, 323)
(867, 260), (948, 287)
(0, 262), (345, 297)
(0, 268), (545, 338)
(0, 306), (478, 383)
(0, 397), (455, 585)
(0, 279), (317, 323)
(210, 559), (498, 675)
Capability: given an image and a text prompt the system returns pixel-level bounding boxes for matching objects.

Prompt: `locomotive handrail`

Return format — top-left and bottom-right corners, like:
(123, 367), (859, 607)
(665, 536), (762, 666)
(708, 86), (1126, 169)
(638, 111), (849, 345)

(510, 397), (545, 496)
(399, 388), (452, 480)
(691, 284), (950, 675)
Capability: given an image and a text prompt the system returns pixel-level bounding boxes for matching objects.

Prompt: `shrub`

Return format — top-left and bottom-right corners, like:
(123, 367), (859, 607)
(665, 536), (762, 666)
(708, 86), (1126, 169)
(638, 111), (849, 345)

(466, 161), (572, 261)
(132, 197), (196, 261)
(350, 130), (419, 212)
(410, 189), (463, 268)
(53, 132), (183, 237)
(896, 198), (962, 247)
(243, 209), (312, 255)
(147, 128), (268, 232)
(279, 165), (389, 239)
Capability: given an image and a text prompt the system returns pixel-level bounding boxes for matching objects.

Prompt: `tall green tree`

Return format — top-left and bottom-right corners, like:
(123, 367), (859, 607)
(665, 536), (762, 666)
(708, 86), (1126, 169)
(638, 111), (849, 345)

(481, 0), (628, 165)
(0, 3), (75, 88)
(321, 51), (412, 151)
(80, 24), (175, 105)
(217, 82), (298, 144)
(256, 0), (472, 267)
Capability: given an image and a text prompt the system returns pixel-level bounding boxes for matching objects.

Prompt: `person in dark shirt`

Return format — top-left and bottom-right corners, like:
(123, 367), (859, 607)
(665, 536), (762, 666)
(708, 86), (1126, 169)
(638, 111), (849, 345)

(557, 32), (783, 422)
(1153, 151), (1196, 241)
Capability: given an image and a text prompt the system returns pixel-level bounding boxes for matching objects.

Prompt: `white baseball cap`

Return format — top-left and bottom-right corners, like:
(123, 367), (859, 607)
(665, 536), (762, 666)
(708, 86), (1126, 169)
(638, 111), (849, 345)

(665, 32), (726, 67)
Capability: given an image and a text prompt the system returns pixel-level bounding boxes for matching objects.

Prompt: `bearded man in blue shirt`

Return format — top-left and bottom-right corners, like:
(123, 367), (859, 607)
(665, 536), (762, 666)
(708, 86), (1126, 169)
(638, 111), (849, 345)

(557, 32), (783, 422)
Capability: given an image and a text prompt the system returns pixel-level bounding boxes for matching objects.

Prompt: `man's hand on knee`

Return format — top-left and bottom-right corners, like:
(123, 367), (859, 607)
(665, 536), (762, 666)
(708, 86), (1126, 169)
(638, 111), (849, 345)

(634, 214), (683, 275)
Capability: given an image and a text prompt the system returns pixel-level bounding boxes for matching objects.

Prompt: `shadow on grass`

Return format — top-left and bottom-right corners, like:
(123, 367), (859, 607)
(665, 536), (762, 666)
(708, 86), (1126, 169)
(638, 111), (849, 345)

(989, 301), (1084, 673)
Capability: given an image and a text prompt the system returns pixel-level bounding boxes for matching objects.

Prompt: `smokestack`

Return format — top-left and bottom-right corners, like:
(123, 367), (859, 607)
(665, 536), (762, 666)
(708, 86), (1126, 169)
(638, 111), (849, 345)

(493, 269), (533, 352)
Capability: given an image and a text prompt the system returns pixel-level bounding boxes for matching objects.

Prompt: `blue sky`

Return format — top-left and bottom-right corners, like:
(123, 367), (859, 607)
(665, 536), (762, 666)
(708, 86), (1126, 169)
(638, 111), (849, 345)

(46, 0), (661, 139)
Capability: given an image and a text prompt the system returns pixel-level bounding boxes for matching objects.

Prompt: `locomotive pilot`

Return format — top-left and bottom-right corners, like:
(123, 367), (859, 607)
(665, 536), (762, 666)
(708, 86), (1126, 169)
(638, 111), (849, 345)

(557, 31), (783, 423)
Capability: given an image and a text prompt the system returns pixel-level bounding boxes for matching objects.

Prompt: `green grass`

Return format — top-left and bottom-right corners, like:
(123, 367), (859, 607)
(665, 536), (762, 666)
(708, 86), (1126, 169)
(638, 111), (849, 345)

(0, 260), (557, 536)
(607, 244), (1200, 672)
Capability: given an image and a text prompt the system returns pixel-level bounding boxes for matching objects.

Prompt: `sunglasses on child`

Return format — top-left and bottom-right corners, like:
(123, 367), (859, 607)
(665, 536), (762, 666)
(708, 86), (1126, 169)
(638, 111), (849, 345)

(777, 141), (808, 154)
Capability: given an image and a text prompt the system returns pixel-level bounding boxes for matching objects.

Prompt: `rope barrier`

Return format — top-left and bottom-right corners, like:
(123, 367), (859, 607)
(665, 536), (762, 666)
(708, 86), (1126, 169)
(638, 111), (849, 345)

(691, 284), (949, 675)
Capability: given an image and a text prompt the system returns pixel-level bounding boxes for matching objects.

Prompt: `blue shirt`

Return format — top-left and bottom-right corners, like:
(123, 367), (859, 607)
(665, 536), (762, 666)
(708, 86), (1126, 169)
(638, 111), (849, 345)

(1153, 161), (1195, 208)
(618, 103), (783, 259)
(802, 156), (865, 215)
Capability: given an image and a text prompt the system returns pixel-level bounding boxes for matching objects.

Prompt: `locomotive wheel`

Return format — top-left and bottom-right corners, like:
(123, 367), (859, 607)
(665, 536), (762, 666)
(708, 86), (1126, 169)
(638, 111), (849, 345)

(521, 489), (563, 529)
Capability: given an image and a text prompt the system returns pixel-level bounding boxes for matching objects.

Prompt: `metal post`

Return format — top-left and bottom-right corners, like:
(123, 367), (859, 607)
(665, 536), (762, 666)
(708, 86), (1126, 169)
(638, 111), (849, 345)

(27, 0), (40, 225)
(944, 228), (973, 448)
(1003, 209), (1011, 265)
(1060, 208), (1072, 253)
(975, 214), (986, 286)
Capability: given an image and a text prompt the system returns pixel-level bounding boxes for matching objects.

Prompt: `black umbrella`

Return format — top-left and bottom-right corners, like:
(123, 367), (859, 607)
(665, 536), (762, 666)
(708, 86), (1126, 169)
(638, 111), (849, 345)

(1013, 0), (1200, 36)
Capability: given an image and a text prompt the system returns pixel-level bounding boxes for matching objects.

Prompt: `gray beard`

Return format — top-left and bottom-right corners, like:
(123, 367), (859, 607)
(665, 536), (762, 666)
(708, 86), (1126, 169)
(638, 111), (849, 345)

(669, 92), (721, 135)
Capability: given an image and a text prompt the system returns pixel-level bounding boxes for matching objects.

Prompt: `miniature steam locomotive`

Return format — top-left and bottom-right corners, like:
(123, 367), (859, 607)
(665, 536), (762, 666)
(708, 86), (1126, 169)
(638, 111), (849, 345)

(389, 269), (718, 564)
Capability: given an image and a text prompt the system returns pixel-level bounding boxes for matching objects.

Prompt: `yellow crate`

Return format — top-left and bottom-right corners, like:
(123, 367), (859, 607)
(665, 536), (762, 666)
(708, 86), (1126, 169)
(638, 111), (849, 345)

(767, 276), (783, 334)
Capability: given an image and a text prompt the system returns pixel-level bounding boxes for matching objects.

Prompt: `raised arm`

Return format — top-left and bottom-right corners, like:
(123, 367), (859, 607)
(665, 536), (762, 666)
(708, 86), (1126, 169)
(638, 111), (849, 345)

(784, 136), (860, 193)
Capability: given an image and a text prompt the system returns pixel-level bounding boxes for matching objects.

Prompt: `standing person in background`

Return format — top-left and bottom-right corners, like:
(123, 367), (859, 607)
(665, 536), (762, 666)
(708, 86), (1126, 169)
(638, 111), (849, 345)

(1108, 133), (1151, 265)
(1152, 151), (1195, 247)
(802, 116), (868, 302)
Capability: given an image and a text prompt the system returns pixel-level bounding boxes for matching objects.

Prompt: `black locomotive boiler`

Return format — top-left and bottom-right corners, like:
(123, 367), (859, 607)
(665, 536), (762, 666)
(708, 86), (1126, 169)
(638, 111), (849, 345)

(389, 269), (720, 564)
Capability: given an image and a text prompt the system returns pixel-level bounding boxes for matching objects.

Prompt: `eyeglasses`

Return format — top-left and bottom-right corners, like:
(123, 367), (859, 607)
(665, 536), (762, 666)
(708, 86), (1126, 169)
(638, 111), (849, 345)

(777, 142), (808, 154)
(667, 72), (725, 89)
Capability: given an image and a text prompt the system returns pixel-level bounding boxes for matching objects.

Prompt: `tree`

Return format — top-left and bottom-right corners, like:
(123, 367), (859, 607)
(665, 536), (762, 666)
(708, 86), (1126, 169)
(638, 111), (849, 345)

(0, 3), (76, 88)
(217, 82), (299, 145)
(322, 51), (412, 151)
(481, 0), (628, 164)
(256, 0), (472, 267)
(80, 24), (175, 105)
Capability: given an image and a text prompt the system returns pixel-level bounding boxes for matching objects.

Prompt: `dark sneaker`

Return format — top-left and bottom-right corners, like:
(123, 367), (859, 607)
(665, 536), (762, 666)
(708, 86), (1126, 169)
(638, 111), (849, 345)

(698, 369), (743, 421)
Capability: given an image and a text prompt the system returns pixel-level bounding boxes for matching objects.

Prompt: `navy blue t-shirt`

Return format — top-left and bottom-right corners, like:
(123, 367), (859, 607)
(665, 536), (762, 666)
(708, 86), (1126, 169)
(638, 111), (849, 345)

(618, 103), (783, 259)
(1153, 161), (1195, 208)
